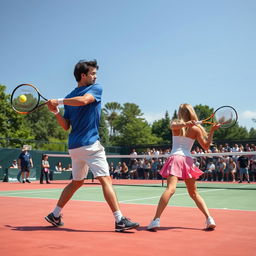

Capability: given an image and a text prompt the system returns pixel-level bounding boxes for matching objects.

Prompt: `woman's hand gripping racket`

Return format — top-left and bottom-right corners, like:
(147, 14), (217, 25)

(196, 106), (238, 129)
(11, 84), (48, 114)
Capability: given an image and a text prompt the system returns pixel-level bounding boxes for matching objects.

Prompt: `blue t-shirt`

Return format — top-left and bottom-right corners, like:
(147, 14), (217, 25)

(63, 84), (102, 149)
(19, 151), (32, 167)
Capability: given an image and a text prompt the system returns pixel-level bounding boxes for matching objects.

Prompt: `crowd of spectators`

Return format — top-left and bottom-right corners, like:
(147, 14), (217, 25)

(108, 144), (256, 182)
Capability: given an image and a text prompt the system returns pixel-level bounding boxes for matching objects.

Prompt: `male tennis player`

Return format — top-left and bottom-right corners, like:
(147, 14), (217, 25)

(45, 60), (139, 232)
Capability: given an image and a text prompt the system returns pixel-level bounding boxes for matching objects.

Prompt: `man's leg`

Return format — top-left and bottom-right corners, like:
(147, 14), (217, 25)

(45, 180), (84, 227)
(21, 170), (25, 183)
(56, 180), (84, 208)
(17, 170), (22, 182)
(97, 176), (120, 212)
(25, 170), (31, 182)
(97, 175), (139, 231)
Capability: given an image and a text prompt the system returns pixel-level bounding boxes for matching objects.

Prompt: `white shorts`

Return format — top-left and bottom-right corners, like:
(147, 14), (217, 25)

(68, 140), (109, 181)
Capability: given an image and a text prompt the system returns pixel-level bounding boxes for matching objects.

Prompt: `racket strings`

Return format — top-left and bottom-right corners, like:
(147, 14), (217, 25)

(11, 85), (40, 113)
(214, 107), (237, 128)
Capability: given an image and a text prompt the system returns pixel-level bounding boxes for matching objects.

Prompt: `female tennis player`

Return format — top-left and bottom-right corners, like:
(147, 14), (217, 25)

(147, 103), (220, 231)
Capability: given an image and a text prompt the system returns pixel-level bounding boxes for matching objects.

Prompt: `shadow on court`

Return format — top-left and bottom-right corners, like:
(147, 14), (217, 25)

(137, 225), (203, 232)
(5, 224), (135, 233)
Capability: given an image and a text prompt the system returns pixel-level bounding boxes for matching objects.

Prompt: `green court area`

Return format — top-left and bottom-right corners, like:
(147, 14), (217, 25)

(0, 182), (255, 211)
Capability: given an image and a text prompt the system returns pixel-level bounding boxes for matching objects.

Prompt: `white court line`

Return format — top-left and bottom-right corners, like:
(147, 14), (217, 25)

(0, 187), (102, 196)
(119, 188), (226, 203)
(0, 195), (255, 212)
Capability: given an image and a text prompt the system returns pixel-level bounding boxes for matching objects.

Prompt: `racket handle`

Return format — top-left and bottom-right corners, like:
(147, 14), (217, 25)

(195, 121), (203, 125)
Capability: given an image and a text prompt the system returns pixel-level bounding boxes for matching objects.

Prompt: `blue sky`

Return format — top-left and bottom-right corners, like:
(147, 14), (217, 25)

(1, 0), (255, 130)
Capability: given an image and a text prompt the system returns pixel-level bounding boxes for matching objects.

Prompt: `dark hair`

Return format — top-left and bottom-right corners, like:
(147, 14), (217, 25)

(74, 59), (99, 82)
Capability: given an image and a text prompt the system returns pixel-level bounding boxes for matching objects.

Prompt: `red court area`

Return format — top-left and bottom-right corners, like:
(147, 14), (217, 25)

(0, 182), (255, 256)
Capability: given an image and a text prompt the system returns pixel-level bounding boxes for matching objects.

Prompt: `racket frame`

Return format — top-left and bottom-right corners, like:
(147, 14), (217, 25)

(11, 83), (48, 114)
(196, 105), (238, 129)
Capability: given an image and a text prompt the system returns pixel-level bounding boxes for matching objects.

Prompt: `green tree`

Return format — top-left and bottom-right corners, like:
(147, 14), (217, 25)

(151, 111), (171, 143)
(0, 85), (34, 147)
(214, 124), (248, 140)
(99, 110), (109, 146)
(23, 104), (68, 143)
(171, 109), (178, 120)
(249, 128), (256, 138)
(112, 103), (159, 145)
(194, 104), (214, 121)
(103, 102), (121, 136)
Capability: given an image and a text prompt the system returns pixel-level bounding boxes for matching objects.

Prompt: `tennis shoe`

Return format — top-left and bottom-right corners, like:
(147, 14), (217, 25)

(45, 213), (64, 227)
(26, 179), (31, 183)
(115, 217), (139, 232)
(206, 216), (216, 229)
(147, 218), (160, 231)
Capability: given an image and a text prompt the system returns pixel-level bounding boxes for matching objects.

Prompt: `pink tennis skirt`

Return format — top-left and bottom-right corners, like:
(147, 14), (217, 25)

(160, 154), (203, 180)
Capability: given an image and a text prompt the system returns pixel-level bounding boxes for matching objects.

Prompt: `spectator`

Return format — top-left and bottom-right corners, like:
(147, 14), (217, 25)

(237, 155), (250, 183)
(121, 162), (129, 179)
(129, 149), (138, 169)
(250, 158), (256, 182)
(18, 146), (33, 183)
(40, 154), (50, 184)
(109, 162), (114, 178)
(157, 158), (164, 179)
(231, 144), (240, 152)
(151, 159), (159, 180)
(129, 159), (138, 179)
(113, 162), (121, 179)
(203, 159), (215, 181)
(10, 159), (18, 168)
(143, 159), (151, 180)
(9, 159), (21, 183)
(193, 157), (200, 168)
(130, 149), (137, 158)
(217, 157), (226, 182)
(55, 162), (63, 172)
(137, 158), (145, 179)
(227, 157), (237, 182)
(65, 164), (72, 171)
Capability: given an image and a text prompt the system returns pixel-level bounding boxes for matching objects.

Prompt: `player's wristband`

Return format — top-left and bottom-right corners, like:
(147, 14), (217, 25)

(57, 98), (64, 105)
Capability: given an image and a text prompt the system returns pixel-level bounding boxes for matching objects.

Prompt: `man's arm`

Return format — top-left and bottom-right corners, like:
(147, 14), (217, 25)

(49, 94), (95, 107)
(46, 102), (70, 130)
(55, 113), (70, 131)
(18, 159), (21, 169)
(30, 158), (33, 168)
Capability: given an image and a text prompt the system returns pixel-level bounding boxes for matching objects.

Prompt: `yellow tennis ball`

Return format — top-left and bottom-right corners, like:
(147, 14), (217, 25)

(19, 94), (27, 103)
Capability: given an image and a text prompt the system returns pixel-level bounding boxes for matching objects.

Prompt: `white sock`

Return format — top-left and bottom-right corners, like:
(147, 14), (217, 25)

(113, 210), (123, 223)
(53, 206), (62, 217)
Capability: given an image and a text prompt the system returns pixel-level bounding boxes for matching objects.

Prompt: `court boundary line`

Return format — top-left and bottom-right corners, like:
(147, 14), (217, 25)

(0, 195), (255, 212)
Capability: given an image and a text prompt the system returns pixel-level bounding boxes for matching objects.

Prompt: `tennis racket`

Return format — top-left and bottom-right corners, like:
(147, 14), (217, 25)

(11, 84), (48, 114)
(196, 105), (238, 128)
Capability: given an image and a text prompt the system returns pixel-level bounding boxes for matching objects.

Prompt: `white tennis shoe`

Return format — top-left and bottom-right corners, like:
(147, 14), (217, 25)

(147, 218), (160, 231)
(206, 216), (216, 229)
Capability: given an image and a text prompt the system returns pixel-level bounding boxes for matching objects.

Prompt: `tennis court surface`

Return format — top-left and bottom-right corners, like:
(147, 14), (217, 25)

(0, 179), (255, 256)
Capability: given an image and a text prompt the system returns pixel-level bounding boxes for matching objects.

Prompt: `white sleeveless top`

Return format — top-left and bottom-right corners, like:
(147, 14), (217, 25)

(171, 136), (195, 157)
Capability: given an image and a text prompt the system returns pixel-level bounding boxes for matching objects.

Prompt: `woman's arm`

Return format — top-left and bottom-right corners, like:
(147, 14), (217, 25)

(170, 120), (195, 130)
(196, 124), (220, 151)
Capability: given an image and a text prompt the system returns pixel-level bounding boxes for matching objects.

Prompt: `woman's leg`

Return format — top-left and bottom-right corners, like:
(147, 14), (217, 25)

(40, 170), (44, 183)
(184, 178), (211, 218)
(231, 170), (236, 182)
(153, 175), (178, 219)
